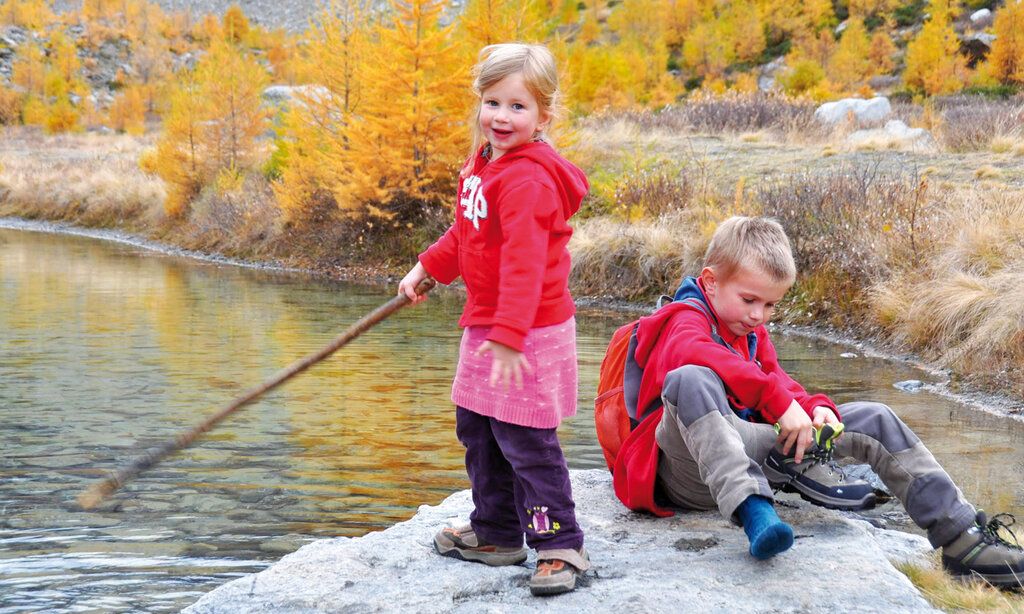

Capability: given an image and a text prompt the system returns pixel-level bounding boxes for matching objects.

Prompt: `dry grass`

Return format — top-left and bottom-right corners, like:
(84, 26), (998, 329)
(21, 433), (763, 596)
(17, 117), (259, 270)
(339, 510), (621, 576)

(580, 93), (826, 143)
(991, 137), (1017, 154)
(975, 165), (1003, 179)
(933, 96), (1024, 153)
(570, 212), (705, 300)
(870, 188), (1024, 394)
(0, 129), (164, 227)
(896, 552), (1024, 613)
(851, 134), (906, 151)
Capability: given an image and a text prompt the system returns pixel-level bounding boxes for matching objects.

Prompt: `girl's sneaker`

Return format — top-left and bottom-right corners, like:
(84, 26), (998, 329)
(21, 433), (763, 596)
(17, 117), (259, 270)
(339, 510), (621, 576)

(433, 524), (527, 566)
(530, 547), (590, 596)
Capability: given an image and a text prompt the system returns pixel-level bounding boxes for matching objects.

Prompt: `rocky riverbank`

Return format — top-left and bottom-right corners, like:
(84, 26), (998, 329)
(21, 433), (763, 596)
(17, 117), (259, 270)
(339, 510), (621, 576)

(184, 470), (935, 613)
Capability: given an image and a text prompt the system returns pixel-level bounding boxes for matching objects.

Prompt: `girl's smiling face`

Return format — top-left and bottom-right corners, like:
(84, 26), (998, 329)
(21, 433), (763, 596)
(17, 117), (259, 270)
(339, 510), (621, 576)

(478, 72), (550, 160)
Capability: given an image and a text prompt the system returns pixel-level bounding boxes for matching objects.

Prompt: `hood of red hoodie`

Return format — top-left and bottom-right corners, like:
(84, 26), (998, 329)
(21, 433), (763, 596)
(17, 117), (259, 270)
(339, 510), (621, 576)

(632, 302), (696, 369)
(472, 142), (588, 220)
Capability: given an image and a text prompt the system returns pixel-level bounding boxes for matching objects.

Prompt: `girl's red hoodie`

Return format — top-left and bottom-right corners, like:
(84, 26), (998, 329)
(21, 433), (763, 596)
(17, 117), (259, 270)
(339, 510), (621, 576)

(419, 142), (588, 351)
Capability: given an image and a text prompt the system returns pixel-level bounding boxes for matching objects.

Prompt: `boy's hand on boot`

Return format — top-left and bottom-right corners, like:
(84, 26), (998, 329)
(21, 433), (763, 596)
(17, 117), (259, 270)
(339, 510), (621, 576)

(776, 401), (814, 463)
(812, 406), (840, 430)
(476, 340), (532, 390)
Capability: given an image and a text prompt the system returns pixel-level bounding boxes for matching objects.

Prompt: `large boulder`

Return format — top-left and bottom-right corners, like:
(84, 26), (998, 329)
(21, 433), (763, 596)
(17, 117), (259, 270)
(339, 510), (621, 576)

(262, 85), (332, 108)
(847, 119), (937, 151)
(814, 97), (892, 127)
(970, 8), (993, 27)
(185, 470), (936, 613)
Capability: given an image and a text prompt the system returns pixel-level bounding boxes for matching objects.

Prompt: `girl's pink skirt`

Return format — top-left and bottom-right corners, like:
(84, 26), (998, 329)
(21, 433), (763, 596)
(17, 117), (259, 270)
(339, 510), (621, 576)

(451, 317), (578, 429)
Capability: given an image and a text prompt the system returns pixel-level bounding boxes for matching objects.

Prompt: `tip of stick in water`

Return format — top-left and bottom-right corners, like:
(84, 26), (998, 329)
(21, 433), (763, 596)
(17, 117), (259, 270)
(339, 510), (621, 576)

(77, 481), (115, 510)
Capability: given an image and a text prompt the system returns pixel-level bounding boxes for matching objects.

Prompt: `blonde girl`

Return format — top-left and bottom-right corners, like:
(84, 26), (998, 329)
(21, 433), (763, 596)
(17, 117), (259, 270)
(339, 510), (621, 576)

(399, 43), (590, 596)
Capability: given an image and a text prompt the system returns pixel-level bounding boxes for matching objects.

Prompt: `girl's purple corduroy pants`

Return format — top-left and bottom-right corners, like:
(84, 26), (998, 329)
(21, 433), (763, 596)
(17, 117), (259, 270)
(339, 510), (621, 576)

(455, 406), (584, 552)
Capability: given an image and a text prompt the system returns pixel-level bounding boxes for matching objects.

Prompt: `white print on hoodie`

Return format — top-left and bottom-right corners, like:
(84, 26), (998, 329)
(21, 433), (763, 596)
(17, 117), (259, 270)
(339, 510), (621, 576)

(460, 175), (488, 230)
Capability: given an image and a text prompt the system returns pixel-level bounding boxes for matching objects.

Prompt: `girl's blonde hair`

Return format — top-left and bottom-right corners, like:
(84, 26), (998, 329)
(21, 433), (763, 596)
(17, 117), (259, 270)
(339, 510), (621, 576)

(468, 43), (561, 161)
(705, 216), (797, 284)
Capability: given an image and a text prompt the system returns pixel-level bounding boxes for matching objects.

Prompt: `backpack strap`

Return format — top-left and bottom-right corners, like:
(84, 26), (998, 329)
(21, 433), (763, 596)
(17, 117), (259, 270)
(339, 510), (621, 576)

(623, 296), (760, 427)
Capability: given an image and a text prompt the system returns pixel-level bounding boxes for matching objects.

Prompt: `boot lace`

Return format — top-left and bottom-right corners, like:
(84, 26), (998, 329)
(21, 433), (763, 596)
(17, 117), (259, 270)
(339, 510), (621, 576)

(771, 441), (848, 495)
(980, 512), (1022, 550)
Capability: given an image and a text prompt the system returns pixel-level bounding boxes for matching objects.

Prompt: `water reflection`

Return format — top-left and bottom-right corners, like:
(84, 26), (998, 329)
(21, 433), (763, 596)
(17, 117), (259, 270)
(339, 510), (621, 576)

(1, 226), (1022, 613)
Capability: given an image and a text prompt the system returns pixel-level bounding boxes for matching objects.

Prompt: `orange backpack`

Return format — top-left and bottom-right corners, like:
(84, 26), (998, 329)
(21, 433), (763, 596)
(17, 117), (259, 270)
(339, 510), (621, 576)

(593, 320), (637, 470)
(594, 297), (720, 471)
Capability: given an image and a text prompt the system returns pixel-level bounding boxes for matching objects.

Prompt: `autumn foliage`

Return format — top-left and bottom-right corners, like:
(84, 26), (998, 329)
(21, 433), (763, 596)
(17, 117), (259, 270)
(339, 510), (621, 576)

(4, 0), (1024, 226)
(153, 39), (270, 216)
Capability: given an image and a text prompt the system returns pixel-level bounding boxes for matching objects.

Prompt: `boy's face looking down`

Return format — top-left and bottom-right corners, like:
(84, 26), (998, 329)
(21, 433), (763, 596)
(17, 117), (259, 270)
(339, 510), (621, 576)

(700, 264), (791, 337)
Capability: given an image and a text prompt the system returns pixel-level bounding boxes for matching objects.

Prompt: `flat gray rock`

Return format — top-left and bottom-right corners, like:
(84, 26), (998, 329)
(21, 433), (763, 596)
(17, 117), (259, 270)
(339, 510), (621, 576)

(186, 470), (935, 613)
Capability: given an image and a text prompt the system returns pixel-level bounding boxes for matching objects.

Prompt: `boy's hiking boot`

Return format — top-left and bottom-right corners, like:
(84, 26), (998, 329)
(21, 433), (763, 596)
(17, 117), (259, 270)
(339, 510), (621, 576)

(762, 423), (877, 511)
(433, 524), (527, 567)
(530, 547), (590, 596)
(942, 511), (1024, 588)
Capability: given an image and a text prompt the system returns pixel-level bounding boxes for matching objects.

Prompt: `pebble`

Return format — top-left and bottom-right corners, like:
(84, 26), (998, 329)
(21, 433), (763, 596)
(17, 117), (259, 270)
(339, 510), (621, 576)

(840, 352), (858, 358)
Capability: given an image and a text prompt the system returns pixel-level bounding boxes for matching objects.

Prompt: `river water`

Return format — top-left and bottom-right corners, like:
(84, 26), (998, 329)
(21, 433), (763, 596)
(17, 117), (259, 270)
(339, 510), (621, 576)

(1, 225), (1022, 613)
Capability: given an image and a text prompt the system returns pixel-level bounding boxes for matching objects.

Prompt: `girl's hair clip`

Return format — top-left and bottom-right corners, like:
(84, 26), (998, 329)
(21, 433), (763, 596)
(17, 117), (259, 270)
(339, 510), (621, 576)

(481, 144), (492, 158)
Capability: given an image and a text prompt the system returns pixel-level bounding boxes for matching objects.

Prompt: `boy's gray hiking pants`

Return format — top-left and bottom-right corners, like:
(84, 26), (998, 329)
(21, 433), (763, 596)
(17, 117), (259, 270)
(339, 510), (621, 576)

(654, 365), (977, 548)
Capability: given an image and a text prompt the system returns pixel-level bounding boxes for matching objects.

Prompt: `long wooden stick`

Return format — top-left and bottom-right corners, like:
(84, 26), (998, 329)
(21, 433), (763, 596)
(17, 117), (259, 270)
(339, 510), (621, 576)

(78, 277), (436, 510)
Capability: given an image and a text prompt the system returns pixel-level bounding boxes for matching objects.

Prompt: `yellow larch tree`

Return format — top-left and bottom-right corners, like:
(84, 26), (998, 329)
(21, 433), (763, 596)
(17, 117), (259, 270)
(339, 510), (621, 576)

(344, 0), (468, 213)
(0, 0), (55, 29)
(458, 0), (547, 52)
(721, 0), (765, 64)
(194, 38), (271, 175)
(682, 20), (727, 78)
(47, 32), (88, 98)
(11, 41), (46, 97)
(758, 0), (832, 50)
(154, 73), (204, 216)
(868, 30), (897, 75)
(275, 0), (369, 221)
(11, 42), (46, 126)
(153, 37), (270, 216)
(222, 4), (250, 45)
(665, 0), (705, 49)
(828, 16), (871, 90)
(605, 0), (678, 106)
(903, 0), (967, 95)
(107, 84), (147, 134)
(847, 0), (897, 20)
(578, 0), (602, 45)
(988, 0), (1024, 85)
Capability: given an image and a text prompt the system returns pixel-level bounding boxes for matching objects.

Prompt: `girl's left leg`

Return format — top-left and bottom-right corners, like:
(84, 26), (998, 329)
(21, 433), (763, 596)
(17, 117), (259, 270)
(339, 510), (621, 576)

(455, 407), (525, 547)
(487, 418), (584, 552)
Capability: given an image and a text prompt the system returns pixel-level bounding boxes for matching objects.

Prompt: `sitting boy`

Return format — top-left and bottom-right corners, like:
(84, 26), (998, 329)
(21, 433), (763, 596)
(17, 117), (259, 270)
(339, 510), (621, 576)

(618, 216), (1023, 586)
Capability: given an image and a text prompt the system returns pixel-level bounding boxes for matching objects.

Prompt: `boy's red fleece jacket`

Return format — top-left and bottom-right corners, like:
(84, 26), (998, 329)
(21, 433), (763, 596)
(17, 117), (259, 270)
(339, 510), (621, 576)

(634, 278), (838, 426)
(419, 142), (588, 351)
(613, 278), (839, 516)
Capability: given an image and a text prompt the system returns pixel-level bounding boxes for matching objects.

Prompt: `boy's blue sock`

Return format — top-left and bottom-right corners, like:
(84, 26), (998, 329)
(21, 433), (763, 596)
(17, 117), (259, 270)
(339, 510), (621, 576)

(736, 495), (794, 560)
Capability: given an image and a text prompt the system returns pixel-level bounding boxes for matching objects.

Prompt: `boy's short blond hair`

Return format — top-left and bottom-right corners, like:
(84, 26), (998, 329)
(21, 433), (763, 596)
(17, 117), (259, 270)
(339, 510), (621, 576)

(704, 216), (796, 284)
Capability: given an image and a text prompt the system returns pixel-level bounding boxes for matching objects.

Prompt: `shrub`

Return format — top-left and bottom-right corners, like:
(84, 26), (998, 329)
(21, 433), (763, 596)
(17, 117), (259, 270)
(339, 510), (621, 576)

(756, 164), (935, 324)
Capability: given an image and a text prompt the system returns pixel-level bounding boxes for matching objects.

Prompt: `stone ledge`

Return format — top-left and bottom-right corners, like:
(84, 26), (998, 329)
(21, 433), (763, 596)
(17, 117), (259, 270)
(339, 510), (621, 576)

(185, 469), (935, 613)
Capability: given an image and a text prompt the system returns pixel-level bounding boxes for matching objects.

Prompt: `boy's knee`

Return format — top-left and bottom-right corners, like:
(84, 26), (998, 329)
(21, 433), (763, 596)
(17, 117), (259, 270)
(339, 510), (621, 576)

(662, 365), (729, 426)
(841, 401), (920, 452)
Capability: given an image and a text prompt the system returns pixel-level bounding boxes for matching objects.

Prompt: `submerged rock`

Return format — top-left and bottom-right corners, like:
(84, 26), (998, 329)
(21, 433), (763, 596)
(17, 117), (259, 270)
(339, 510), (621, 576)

(185, 470), (935, 613)
(894, 380), (926, 392)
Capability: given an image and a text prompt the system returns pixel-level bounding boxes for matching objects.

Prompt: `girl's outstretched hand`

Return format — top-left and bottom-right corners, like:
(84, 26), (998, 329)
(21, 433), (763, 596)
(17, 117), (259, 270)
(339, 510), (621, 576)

(398, 262), (430, 304)
(476, 340), (532, 390)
